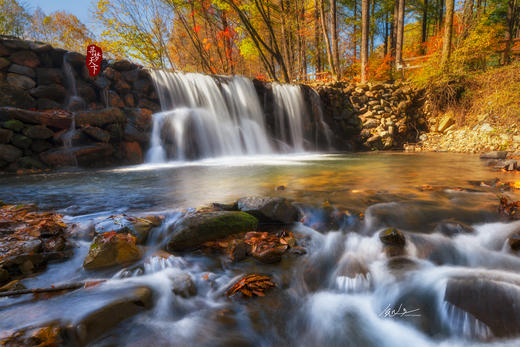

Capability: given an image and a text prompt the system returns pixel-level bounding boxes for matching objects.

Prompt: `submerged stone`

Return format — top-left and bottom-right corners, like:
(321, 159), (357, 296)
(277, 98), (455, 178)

(166, 211), (258, 251)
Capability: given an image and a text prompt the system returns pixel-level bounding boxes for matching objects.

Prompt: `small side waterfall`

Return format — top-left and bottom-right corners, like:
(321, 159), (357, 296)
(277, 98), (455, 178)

(147, 71), (329, 162)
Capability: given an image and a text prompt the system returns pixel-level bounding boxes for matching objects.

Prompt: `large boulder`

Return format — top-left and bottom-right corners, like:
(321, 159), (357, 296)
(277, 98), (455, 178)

(445, 277), (520, 337)
(76, 108), (126, 127)
(83, 126), (110, 143)
(6, 73), (36, 90)
(166, 211), (258, 251)
(30, 84), (66, 102)
(36, 67), (63, 85)
(11, 134), (32, 149)
(23, 125), (53, 139)
(0, 107), (72, 129)
(83, 233), (141, 270)
(237, 197), (301, 223)
(0, 144), (22, 162)
(0, 82), (35, 108)
(67, 286), (153, 345)
(9, 50), (40, 68)
(8, 64), (35, 78)
(40, 143), (114, 168)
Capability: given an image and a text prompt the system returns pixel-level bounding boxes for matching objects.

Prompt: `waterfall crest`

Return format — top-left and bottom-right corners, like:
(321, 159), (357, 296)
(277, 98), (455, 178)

(147, 71), (327, 162)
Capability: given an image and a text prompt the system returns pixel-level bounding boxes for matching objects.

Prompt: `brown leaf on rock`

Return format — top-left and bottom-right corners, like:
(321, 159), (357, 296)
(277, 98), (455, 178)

(226, 274), (276, 298)
(499, 196), (520, 220)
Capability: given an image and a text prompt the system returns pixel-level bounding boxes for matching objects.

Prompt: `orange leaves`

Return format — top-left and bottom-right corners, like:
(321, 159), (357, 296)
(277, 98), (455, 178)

(101, 231), (136, 245)
(499, 196), (520, 220)
(226, 274), (276, 298)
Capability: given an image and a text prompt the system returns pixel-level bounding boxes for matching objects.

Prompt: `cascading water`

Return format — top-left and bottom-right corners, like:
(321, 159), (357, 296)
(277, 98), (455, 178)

(146, 71), (327, 162)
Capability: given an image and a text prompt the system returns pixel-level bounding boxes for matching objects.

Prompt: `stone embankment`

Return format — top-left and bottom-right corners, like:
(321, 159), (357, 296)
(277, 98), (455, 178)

(0, 35), (159, 173)
(312, 81), (427, 150)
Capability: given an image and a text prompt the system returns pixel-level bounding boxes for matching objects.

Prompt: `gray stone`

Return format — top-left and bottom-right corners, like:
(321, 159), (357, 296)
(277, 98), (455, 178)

(0, 144), (22, 162)
(36, 67), (63, 84)
(8, 64), (35, 78)
(7, 73), (36, 90)
(237, 196), (301, 224)
(480, 151), (508, 160)
(30, 84), (66, 102)
(9, 50), (40, 68)
(23, 125), (53, 140)
(11, 134), (32, 149)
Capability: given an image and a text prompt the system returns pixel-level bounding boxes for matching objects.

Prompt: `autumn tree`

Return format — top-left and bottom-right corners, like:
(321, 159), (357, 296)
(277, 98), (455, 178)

(93, 0), (173, 68)
(0, 0), (30, 38)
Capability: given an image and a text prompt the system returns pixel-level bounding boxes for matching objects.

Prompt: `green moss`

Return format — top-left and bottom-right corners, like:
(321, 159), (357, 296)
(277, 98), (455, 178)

(2, 120), (24, 132)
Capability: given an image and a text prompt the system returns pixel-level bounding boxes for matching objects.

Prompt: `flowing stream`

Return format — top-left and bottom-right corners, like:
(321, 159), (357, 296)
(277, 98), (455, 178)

(1, 153), (520, 346)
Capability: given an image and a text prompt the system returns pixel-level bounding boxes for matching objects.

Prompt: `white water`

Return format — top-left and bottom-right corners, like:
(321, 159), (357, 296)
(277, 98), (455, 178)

(147, 71), (325, 162)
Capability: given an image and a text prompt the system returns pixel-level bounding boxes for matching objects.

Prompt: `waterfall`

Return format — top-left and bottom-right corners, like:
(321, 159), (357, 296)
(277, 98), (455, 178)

(147, 71), (327, 162)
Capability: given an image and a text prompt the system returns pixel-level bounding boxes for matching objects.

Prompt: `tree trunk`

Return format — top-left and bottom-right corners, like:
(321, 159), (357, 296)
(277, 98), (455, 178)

(422, 0), (428, 43)
(319, 0), (337, 79)
(370, 0), (375, 56)
(395, 0), (405, 71)
(441, 0), (455, 69)
(353, 0), (358, 60)
(391, 0), (398, 58)
(314, 0), (322, 73)
(438, 0), (444, 32)
(384, 10), (389, 55)
(330, 0), (340, 79)
(361, 0), (370, 82)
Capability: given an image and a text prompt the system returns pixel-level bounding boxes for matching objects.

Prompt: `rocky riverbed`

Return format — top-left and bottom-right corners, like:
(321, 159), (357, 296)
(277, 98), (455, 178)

(1, 153), (520, 346)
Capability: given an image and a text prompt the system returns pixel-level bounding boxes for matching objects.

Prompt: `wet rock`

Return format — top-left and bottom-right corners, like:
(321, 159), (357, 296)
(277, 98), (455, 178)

(107, 90), (125, 108)
(133, 79), (151, 94)
(170, 272), (197, 298)
(83, 126), (110, 143)
(94, 215), (154, 244)
(75, 107), (125, 127)
(237, 197), (300, 224)
(68, 286), (152, 345)
(0, 107), (71, 129)
(23, 125), (53, 140)
(83, 233), (141, 270)
(434, 220), (475, 237)
(229, 240), (248, 262)
(211, 202), (238, 211)
(480, 151), (508, 160)
(121, 141), (142, 164)
(166, 211), (258, 251)
(250, 244), (287, 263)
(0, 279), (26, 292)
(6, 73), (35, 90)
(30, 84), (66, 102)
(0, 128), (13, 144)
(9, 50), (40, 68)
(379, 228), (406, 246)
(445, 277), (520, 337)
(508, 231), (520, 251)
(105, 123), (124, 142)
(0, 144), (22, 162)
(40, 144), (114, 168)
(0, 82), (35, 108)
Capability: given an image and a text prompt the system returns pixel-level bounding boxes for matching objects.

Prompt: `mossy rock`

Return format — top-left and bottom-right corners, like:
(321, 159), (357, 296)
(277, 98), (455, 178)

(166, 211), (258, 251)
(83, 233), (141, 270)
(2, 119), (24, 132)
